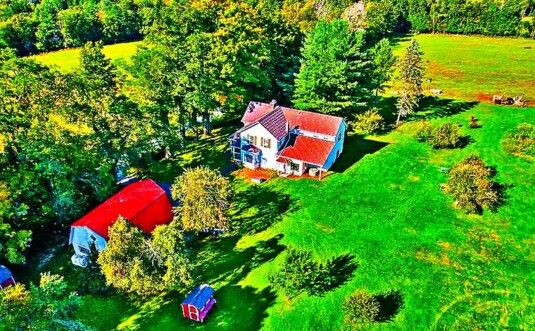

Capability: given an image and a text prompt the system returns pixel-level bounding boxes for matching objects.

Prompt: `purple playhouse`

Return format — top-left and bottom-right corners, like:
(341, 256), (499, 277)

(0, 265), (15, 290)
(181, 284), (216, 323)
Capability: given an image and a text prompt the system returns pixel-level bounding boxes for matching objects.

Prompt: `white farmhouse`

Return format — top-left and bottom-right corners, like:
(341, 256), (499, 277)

(230, 101), (346, 176)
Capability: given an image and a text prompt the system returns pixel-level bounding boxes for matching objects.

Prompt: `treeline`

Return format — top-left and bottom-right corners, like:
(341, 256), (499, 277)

(0, 0), (144, 55)
(364, 0), (535, 38)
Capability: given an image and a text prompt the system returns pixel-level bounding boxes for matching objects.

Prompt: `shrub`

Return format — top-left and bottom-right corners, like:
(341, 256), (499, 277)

(503, 122), (535, 160)
(415, 122), (462, 149)
(427, 122), (461, 148)
(414, 121), (433, 140)
(269, 248), (320, 298)
(343, 289), (380, 328)
(354, 109), (384, 134)
(469, 115), (479, 129)
(444, 155), (501, 214)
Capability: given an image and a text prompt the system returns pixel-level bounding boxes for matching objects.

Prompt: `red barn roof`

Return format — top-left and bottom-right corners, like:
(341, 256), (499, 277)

(278, 135), (335, 166)
(71, 180), (173, 240)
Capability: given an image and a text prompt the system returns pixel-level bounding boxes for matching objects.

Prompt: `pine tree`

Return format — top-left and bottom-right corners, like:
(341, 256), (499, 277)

(293, 19), (372, 116)
(371, 38), (396, 104)
(396, 39), (424, 125)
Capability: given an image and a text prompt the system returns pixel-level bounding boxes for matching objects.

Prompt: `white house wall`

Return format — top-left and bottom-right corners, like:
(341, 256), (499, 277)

(240, 124), (279, 170)
(70, 226), (107, 256)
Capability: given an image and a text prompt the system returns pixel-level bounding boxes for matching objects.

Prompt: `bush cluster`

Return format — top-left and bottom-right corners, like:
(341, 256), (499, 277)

(342, 290), (380, 328)
(503, 123), (535, 160)
(416, 121), (462, 149)
(444, 155), (500, 214)
(354, 109), (384, 134)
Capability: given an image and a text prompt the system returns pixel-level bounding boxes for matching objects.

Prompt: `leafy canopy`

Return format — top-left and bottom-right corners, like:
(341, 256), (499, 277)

(172, 166), (232, 232)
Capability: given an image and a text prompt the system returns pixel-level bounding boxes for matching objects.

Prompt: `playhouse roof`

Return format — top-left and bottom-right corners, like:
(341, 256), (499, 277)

(71, 179), (173, 240)
(0, 265), (13, 283)
(182, 284), (215, 310)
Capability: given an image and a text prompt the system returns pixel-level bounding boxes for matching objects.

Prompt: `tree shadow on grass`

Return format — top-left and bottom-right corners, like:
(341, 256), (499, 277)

(416, 97), (479, 120)
(375, 290), (404, 323)
(231, 185), (298, 235)
(331, 134), (389, 173)
(314, 254), (359, 296)
(191, 234), (285, 286)
(202, 285), (276, 330)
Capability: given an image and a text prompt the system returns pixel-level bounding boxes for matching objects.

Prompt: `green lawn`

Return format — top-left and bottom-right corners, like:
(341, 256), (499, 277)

(16, 34), (535, 330)
(28, 41), (142, 72)
(391, 34), (535, 102)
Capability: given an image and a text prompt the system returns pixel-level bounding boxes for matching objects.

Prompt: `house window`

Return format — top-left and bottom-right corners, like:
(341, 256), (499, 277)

(90, 234), (97, 242)
(290, 162), (300, 172)
(261, 138), (271, 148)
(338, 132), (342, 141)
(244, 154), (253, 163)
(78, 246), (91, 255)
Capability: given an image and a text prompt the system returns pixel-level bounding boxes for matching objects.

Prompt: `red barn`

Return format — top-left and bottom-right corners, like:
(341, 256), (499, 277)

(69, 179), (174, 267)
(0, 265), (15, 290)
(181, 284), (216, 323)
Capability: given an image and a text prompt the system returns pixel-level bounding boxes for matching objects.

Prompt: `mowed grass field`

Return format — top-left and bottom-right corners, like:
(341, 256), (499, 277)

(391, 34), (535, 102)
(28, 41), (142, 72)
(16, 34), (535, 330)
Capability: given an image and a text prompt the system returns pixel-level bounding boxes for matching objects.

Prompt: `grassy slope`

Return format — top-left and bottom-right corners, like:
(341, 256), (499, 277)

(28, 41), (142, 72)
(390, 34), (535, 102)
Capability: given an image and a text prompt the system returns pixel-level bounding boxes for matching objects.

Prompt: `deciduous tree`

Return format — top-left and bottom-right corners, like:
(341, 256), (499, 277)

(172, 166), (232, 232)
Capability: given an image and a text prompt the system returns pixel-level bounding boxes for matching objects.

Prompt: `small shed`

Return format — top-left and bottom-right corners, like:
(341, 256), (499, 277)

(181, 284), (216, 323)
(0, 265), (15, 290)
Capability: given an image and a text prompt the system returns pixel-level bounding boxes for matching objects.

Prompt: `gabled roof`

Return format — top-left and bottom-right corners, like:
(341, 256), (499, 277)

(278, 135), (335, 166)
(281, 107), (343, 137)
(0, 265), (13, 283)
(241, 101), (276, 123)
(258, 107), (287, 140)
(182, 284), (215, 309)
(71, 180), (173, 240)
(239, 101), (344, 138)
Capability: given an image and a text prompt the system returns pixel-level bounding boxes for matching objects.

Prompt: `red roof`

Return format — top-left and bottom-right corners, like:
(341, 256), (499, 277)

(240, 102), (344, 138)
(241, 101), (276, 123)
(279, 135), (335, 166)
(71, 180), (173, 240)
(281, 107), (343, 137)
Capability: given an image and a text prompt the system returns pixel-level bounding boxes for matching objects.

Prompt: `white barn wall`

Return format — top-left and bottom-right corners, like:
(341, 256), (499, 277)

(69, 227), (107, 256)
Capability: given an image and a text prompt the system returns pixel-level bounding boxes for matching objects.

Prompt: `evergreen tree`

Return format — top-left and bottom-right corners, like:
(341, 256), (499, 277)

(293, 19), (372, 116)
(396, 38), (424, 125)
(371, 38), (396, 103)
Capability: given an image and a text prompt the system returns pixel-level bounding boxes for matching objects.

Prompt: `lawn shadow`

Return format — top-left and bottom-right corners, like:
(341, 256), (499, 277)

(315, 254), (359, 295)
(202, 285), (276, 330)
(415, 97), (479, 120)
(145, 126), (238, 182)
(231, 185), (298, 235)
(331, 134), (389, 173)
(191, 234), (285, 286)
(375, 290), (404, 323)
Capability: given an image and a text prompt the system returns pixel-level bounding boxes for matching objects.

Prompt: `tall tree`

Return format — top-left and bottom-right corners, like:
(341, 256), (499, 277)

(293, 19), (372, 116)
(98, 217), (191, 297)
(172, 166), (232, 232)
(396, 38), (424, 125)
(371, 38), (396, 103)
